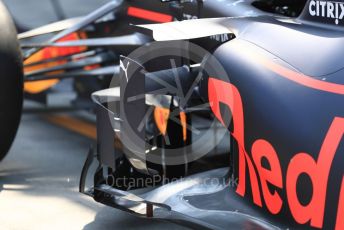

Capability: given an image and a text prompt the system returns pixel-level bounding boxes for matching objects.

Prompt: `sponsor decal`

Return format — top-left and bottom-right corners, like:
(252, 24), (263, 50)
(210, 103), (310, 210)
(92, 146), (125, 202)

(308, 0), (344, 25)
(208, 77), (344, 229)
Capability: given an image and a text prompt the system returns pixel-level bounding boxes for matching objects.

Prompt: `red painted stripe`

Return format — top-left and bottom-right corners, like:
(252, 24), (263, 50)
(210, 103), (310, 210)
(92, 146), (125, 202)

(127, 6), (173, 23)
(262, 59), (344, 95)
(335, 177), (344, 230)
(237, 42), (344, 95)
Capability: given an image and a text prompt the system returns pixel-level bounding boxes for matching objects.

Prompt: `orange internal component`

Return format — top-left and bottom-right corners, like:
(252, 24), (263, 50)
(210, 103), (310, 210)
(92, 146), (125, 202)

(154, 107), (188, 141)
(154, 107), (170, 136)
(24, 32), (87, 94)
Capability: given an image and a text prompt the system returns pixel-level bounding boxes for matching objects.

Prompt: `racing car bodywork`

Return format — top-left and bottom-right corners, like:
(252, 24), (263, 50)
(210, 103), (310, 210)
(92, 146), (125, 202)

(21, 0), (262, 98)
(0, 0), (306, 160)
(80, 0), (344, 229)
(3, 0), (342, 229)
(20, 0), (305, 97)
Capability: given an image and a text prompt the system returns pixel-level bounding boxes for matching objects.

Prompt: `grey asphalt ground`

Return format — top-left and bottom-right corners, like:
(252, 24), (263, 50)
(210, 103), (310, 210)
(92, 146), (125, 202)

(0, 1), (189, 229)
(0, 111), (188, 230)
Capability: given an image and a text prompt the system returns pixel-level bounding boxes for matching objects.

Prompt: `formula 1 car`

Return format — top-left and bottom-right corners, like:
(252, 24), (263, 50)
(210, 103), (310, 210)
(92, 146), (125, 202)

(20, 0), (306, 101)
(3, 0), (333, 229)
(0, 0), (306, 160)
(77, 0), (344, 229)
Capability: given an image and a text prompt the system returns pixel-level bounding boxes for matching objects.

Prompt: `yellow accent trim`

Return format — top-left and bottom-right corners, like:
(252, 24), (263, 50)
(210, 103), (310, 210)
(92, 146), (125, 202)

(44, 115), (96, 140)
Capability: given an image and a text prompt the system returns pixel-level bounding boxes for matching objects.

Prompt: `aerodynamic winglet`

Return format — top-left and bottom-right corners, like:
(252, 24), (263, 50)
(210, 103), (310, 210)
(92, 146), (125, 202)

(134, 18), (235, 41)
